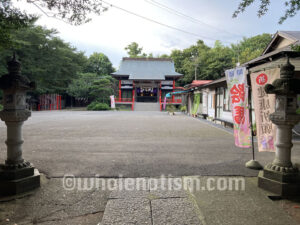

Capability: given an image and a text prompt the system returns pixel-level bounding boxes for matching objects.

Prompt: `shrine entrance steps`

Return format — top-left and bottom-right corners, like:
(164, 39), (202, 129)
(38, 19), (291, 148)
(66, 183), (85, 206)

(134, 102), (160, 111)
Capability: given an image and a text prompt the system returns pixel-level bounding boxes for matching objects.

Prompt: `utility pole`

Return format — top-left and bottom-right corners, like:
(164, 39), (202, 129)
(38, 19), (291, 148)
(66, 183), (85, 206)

(192, 53), (199, 81)
(194, 64), (199, 80)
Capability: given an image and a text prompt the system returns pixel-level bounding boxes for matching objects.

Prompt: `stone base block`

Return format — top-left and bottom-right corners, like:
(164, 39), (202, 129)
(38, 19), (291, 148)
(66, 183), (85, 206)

(0, 166), (34, 180)
(0, 168), (40, 196)
(258, 170), (300, 197)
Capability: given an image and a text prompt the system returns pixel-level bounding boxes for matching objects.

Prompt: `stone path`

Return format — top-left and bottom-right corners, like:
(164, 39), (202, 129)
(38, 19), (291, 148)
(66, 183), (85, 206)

(100, 178), (203, 225)
(1, 176), (300, 224)
(134, 102), (161, 111)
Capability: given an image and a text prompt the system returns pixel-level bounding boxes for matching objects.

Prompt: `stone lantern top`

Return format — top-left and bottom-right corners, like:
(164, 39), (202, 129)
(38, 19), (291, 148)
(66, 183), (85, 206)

(0, 53), (35, 91)
(265, 57), (300, 95)
(280, 58), (295, 79)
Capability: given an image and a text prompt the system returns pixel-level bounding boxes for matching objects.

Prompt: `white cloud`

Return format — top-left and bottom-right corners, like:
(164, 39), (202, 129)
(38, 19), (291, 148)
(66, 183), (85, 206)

(12, 0), (300, 67)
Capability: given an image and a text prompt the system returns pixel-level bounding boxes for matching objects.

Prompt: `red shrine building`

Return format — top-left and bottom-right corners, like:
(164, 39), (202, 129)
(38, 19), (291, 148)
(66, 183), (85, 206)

(111, 58), (183, 110)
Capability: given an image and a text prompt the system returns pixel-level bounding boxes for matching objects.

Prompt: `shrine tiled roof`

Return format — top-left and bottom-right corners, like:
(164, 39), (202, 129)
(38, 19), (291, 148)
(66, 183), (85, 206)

(112, 58), (182, 80)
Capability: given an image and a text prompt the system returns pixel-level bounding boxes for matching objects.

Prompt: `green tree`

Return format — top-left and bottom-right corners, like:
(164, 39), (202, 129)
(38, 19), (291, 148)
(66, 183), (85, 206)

(0, 0), (36, 49)
(292, 44), (300, 51)
(85, 52), (114, 76)
(6, 0), (109, 26)
(125, 42), (144, 57)
(231, 33), (272, 64)
(67, 73), (117, 104)
(159, 54), (170, 58)
(170, 40), (226, 85)
(1, 0), (110, 50)
(200, 41), (234, 80)
(90, 77), (114, 103)
(170, 34), (272, 86)
(0, 24), (87, 94)
(67, 73), (97, 102)
(233, 0), (300, 24)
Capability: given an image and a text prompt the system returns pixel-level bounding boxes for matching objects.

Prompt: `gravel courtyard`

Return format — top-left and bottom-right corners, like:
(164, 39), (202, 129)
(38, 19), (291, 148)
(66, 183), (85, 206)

(0, 110), (299, 178)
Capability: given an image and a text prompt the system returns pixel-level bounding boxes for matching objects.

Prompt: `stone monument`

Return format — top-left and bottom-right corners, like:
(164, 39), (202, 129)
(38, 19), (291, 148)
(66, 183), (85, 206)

(0, 54), (40, 196)
(258, 57), (300, 196)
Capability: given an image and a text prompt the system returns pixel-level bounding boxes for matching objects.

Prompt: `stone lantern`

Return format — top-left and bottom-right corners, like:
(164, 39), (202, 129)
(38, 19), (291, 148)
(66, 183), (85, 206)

(0, 54), (40, 196)
(258, 58), (300, 196)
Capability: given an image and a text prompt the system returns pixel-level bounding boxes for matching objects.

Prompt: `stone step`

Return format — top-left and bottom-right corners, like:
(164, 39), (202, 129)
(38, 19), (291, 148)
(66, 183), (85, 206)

(134, 102), (160, 111)
(100, 178), (203, 225)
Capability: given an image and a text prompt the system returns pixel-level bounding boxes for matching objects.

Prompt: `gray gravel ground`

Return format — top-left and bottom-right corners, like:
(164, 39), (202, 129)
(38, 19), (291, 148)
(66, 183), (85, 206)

(0, 110), (299, 178)
(1, 111), (300, 225)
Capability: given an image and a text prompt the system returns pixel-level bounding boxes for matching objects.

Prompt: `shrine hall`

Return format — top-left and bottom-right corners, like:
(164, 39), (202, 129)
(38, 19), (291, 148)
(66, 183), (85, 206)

(111, 57), (183, 110)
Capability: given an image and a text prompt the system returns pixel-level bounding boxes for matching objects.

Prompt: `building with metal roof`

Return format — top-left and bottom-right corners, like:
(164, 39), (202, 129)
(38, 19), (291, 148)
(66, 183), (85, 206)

(111, 58), (183, 110)
(112, 57), (182, 80)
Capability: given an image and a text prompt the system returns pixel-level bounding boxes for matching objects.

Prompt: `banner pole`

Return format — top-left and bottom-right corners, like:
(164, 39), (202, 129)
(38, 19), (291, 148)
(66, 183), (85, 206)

(245, 71), (263, 170)
(249, 83), (255, 160)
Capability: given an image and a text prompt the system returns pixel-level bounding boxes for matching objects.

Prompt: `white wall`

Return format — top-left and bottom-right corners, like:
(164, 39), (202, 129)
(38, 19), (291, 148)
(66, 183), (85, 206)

(207, 90), (215, 118)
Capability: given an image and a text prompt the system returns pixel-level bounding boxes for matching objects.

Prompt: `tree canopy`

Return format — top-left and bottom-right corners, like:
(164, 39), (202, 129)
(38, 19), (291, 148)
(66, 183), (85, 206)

(231, 33), (272, 64)
(0, 0), (36, 49)
(84, 52), (114, 76)
(0, 24), (87, 94)
(67, 73), (116, 104)
(0, 17), (117, 108)
(167, 34), (272, 86)
(125, 42), (147, 58)
(233, 0), (300, 24)
(123, 34), (272, 87)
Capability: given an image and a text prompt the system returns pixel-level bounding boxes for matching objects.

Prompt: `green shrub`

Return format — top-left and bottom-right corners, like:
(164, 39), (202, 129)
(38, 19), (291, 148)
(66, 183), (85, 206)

(87, 102), (110, 111)
(166, 104), (176, 113)
(180, 105), (187, 112)
(0, 104), (3, 111)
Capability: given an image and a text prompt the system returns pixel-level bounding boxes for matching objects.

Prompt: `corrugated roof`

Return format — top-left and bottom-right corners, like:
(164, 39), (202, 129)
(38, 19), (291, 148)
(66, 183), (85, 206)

(244, 30), (300, 67)
(243, 50), (300, 67)
(182, 77), (226, 92)
(112, 58), (182, 80)
(185, 80), (212, 89)
(279, 31), (300, 42)
(263, 31), (300, 55)
(199, 77), (226, 88)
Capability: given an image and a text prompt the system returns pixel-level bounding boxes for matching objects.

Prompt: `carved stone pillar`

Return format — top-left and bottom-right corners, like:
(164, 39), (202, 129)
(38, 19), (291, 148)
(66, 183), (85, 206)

(0, 54), (40, 196)
(258, 58), (300, 196)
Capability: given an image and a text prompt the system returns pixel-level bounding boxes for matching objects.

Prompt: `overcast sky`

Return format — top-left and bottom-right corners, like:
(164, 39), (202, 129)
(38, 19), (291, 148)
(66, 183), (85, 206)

(14, 0), (300, 67)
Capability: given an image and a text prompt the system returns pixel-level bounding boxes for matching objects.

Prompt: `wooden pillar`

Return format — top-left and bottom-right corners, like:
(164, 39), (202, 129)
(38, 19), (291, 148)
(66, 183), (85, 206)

(119, 80), (122, 101)
(172, 80), (175, 102)
(132, 81), (135, 111)
(59, 95), (62, 110)
(160, 82), (162, 111)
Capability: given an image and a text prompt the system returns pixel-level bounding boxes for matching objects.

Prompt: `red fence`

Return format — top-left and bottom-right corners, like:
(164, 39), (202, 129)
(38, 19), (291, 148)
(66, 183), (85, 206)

(115, 98), (135, 111)
(38, 94), (62, 111)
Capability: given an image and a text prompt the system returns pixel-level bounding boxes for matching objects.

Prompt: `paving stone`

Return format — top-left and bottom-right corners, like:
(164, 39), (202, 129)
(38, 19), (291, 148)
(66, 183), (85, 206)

(192, 177), (300, 225)
(151, 198), (202, 225)
(108, 178), (150, 199)
(109, 189), (150, 199)
(0, 176), (108, 225)
(101, 198), (152, 225)
(149, 177), (188, 199)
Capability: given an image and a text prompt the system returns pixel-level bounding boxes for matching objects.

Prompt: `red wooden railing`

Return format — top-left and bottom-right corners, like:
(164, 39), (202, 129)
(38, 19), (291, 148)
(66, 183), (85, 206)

(114, 98), (135, 111)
